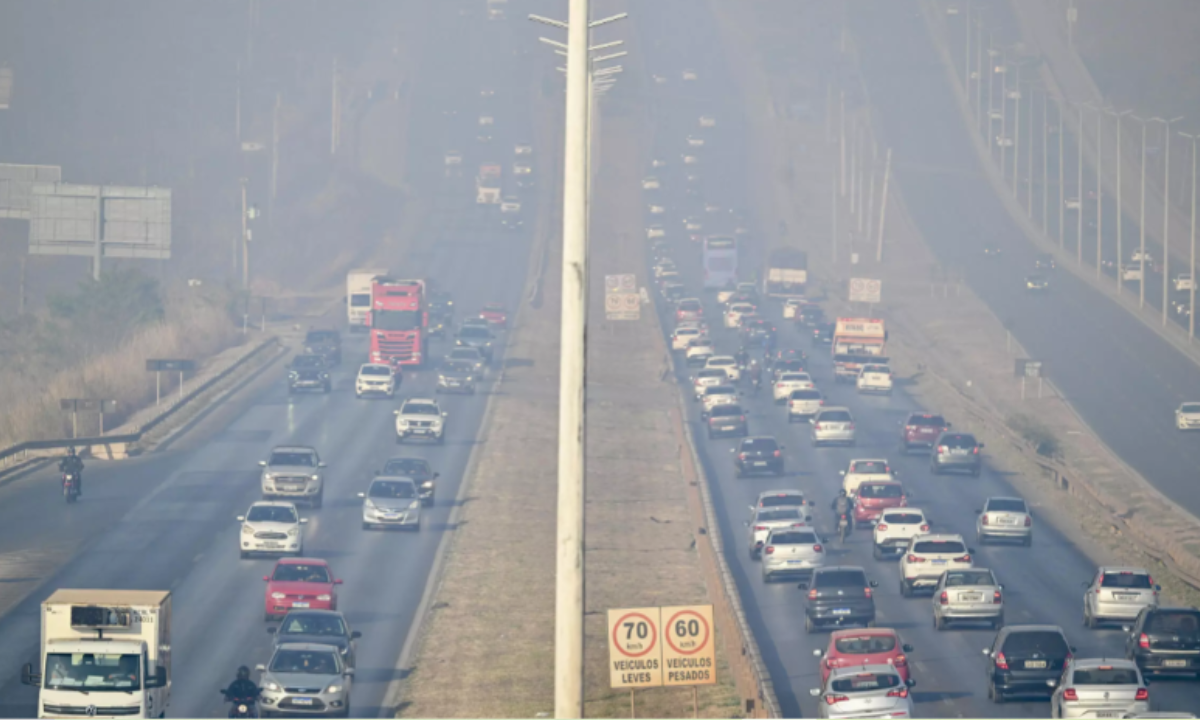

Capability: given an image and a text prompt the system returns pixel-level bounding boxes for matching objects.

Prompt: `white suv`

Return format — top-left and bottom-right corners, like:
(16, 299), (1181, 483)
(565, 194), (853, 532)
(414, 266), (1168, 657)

(705, 355), (741, 382)
(394, 398), (448, 444)
(355, 363), (397, 399)
(872, 508), (929, 561)
(856, 364), (894, 395)
(898, 534), (974, 596)
(839, 459), (895, 496)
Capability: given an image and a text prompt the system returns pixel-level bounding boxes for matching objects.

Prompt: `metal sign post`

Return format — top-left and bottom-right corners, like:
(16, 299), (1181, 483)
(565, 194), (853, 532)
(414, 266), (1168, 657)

(59, 399), (117, 438)
(146, 360), (196, 404)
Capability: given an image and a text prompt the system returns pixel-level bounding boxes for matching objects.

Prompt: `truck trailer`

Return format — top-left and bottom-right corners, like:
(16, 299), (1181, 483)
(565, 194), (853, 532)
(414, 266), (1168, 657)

(346, 268), (388, 331)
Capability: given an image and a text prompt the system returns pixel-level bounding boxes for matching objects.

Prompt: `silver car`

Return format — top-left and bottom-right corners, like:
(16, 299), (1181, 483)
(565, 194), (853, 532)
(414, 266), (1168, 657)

(975, 496), (1033, 545)
(359, 477), (422, 530)
(746, 506), (807, 560)
(257, 643), (353, 716)
(1050, 658), (1150, 719)
(810, 407), (856, 447)
(932, 568), (1004, 630)
(760, 527), (825, 582)
(260, 446), (326, 509)
(809, 664), (916, 719)
(1082, 567), (1161, 628)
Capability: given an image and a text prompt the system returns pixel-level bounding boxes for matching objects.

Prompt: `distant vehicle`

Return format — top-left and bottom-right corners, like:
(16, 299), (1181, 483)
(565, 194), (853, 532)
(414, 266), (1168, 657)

(811, 407), (856, 447)
(380, 456), (438, 505)
(480, 302), (509, 329)
(355, 363), (397, 399)
(839, 459), (896, 497)
(699, 384), (738, 414)
(260, 446), (325, 508)
(786, 388), (824, 421)
(269, 609), (361, 669)
(1050, 658), (1149, 719)
(444, 150), (463, 177)
(359, 476), (422, 530)
(346, 268), (388, 330)
(983, 243), (1003, 257)
(394, 398), (448, 444)
(255, 642), (353, 714)
(704, 355), (741, 383)
(646, 224), (666, 239)
(802, 566), (878, 633)
(872, 508), (929, 560)
(681, 69), (698, 81)
(809, 664), (914, 719)
(856, 363), (893, 395)
(733, 436), (784, 477)
(263, 557), (340, 620)
(706, 403), (748, 439)
(814, 628), (914, 684)
(930, 432), (984, 476)
(975, 496), (1033, 546)
(304, 329), (342, 366)
(760, 527), (824, 582)
(852, 481), (907, 528)
(672, 326), (706, 351)
(691, 368), (727, 399)
(699, 115), (716, 128)
(1175, 402), (1200, 430)
(1123, 606), (1199, 675)
(899, 534), (974, 596)
(1175, 274), (1196, 291)
(899, 413), (951, 453)
(289, 354), (331, 394)
(1082, 567), (1160, 628)
(984, 624), (1074, 702)
(774, 372), (814, 403)
(456, 325), (495, 362)
(1025, 273), (1050, 292)
(687, 135), (705, 147)
(746, 505), (806, 560)
(931, 568), (1004, 630)
(238, 501), (307, 558)
(1036, 253), (1057, 270)
(436, 360), (478, 395)
(1121, 264), (1145, 281)
(514, 143), (533, 155)
(642, 176), (661, 190)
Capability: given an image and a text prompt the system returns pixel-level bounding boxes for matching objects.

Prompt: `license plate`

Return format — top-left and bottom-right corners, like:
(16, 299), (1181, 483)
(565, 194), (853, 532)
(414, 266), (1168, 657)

(998, 516), (1017, 524)
(413, 429), (429, 434)
(1114, 593), (1138, 601)
(753, 461), (767, 467)
(262, 543), (283, 548)
(1095, 713), (1119, 718)
(384, 514), (400, 519)
(932, 559), (947, 565)
(788, 560), (805, 565)
(1163, 659), (1188, 668)
(951, 448), (969, 455)
(832, 608), (851, 615)
(292, 697), (314, 706)
(1024, 660), (1047, 669)
(961, 593), (983, 602)
(292, 602), (310, 608)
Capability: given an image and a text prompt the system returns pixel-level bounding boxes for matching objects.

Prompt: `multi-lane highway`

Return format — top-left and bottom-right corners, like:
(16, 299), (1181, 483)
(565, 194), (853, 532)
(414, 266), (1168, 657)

(0, 3), (548, 717)
(635, 0), (1197, 717)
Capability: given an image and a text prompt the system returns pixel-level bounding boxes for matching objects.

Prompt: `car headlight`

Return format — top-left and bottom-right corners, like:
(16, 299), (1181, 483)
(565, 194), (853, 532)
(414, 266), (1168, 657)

(409, 500), (421, 510)
(421, 480), (434, 488)
(310, 474), (320, 481)
(485, 342), (492, 347)
(321, 372), (329, 379)
(288, 371), (298, 378)
(364, 500), (376, 510)
(271, 592), (286, 599)
(288, 527), (299, 537)
(397, 420), (409, 428)
(242, 526), (255, 535)
(264, 681), (280, 692)
(456, 339), (464, 346)
(317, 594), (332, 601)
(325, 684), (343, 694)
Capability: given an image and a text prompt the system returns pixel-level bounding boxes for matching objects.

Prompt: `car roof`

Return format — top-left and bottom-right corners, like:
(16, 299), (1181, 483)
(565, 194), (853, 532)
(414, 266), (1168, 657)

(403, 398), (440, 405)
(817, 406), (852, 413)
(741, 436), (778, 443)
(1097, 566), (1151, 574)
(829, 627), (898, 640)
(270, 445), (317, 453)
(359, 363), (391, 370)
(826, 664), (902, 681)
(276, 557), (329, 567)
(372, 475), (417, 485)
(882, 507), (925, 515)
(859, 480), (901, 487)
(814, 565), (866, 573)
(849, 458), (889, 465)
(911, 533), (966, 544)
(275, 642), (344, 653)
(280, 609), (345, 619)
(758, 489), (803, 498)
(997, 624), (1066, 637)
(248, 501), (300, 509)
(985, 496), (1026, 505)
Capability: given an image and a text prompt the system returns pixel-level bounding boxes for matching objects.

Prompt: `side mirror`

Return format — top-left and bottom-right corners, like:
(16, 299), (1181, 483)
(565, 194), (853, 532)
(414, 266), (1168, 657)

(351, 631), (362, 640)
(729, 448), (736, 453)
(1155, 584), (1162, 591)
(299, 518), (309, 524)
(748, 505), (756, 513)
(258, 461), (268, 467)
(906, 678), (917, 688)
(902, 644), (914, 653)
(148, 667), (167, 688)
(334, 578), (344, 585)
(946, 422), (953, 427)
(344, 668), (356, 677)
(975, 509), (982, 514)
(1069, 646), (1077, 654)
(839, 470), (846, 476)
(869, 580), (879, 588)
(998, 584), (1004, 591)
(434, 472), (441, 479)
(978, 443), (986, 449)
(256, 664), (267, 673)
(779, 445), (786, 450)
(813, 648), (824, 657)
(357, 492), (366, 498)
(393, 410), (401, 416)
(808, 418), (815, 424)
(20, 663), (40, 687)
(442, 412), (449, 417)
(263, 576), (270, 582)
(968, 548), (976, 555)
(318, 462), (327, 468)
(1122, 625), (1132, 633)
(1081, 581), (1091, 588)
(267, 627), (277, 635)
(1045, 679), (1057, 688)
(236, 516), (246, 522)
(808, 688), (822, 697)
(982, 648), (991, 656)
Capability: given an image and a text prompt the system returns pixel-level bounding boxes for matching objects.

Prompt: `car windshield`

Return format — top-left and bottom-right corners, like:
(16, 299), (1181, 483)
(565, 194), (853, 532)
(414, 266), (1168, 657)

(293, 356), (324, 369)
(360, 365), (390, 376)
(273, 563), (331, 583)
(679, 300), (701, 311)
(945, 570), (995, 587)
(815, 570), (867, 588)
(760, 494), (803, 508)
(44, 653), (141, 691)
(706, 386), (734, 396)
(443, 362), (474, 375)
(757, 508), (801, 522)
(676, 328), (698, 336)
(777, 361), (805, 372)
(382, 458), (432, 478)
(913, 540), (966, 554)
(830, 672), (901, 693)
(789, 389), (821, 400)
(819, 411), (852, 422)
(280, 614), (347, 638)
(268, 649), (340, 675)
(770, 531), (817, 545)
(1001, 631), (1069, 656)
(987, 499), (1027, 513)
(369, 480), (417, 499)
(459, 327), (491, 339)
(850, 461), (888, 474)
(780, 373), (807, 382)
(1072, 667), (1140, 685)
(834, 635), (897, 654)
(909, 415), (947, 427)
(709, 358), (734, 366)
(859, 483), (903, 499)
(882, 512), (923, 524)
(305, 331), (337, 344)
(450, 350), (481, 361)
(710, 405), (742, 417)
(941, 434), (977, 448)
(699, 369), (725, 379)
(864, 365), (889, 373)
(269, 452), (316, 467)
(742, 439), (778, 452)
(247, 506), (298, 524)
(404, 404), (440, 416)
(1182, 404), (1200, 413)
(1146, 611), (1200, 633)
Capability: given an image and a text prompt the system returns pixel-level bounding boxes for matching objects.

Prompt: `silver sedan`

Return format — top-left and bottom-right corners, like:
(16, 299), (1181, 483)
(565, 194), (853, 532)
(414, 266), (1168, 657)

(932, 568), (1003, 630)
(975, 496), (1033, 545)
(1050, 658), (1149, 719)
(810, 407), (856, 447)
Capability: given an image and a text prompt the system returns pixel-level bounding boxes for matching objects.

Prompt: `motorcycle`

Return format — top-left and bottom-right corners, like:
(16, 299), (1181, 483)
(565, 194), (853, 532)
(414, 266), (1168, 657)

(62, 473), (79, 504)
(837, 514), (850, 544)
(220, 690), (259, 719)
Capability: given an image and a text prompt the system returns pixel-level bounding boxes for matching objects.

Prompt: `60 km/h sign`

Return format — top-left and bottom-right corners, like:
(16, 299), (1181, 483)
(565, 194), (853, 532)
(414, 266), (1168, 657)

(607, 608), (663, 688)
(661, 605), (716, 686)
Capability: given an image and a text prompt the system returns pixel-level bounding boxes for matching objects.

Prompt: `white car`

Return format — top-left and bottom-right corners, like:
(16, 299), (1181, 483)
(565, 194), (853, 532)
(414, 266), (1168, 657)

(355, 363), (397, 398)
(760, 527), (824, 582)
(749, 489), (810, 518)
(786, 388), (824, 421)
(725, 302), (756, 328)
(1174, 274), (1195, 291)
(856, 364), (893, 395)
(898, 534), (974, 596)
(1121, 264), (1144, 281)
(773, 372), (814, 403)
(1131, 250), (1154, 263)
(704, 201), (721, 213)
(682, 154), (699, 165)
(686, 135), (705, 147)
(1176, 402), (1200, 430)
(238, 502), (307, 558)
(683, 217), (703, 232)
(746, 505), (808, 560)
(653, 259), (677, 278)
(359, 476), (422, 530)
(872, 508), (929, 560)
(260, 446), (326, 508)
(646, 224), (666, 239)
(651, 158), (668, 168)
(699, 115), (716, 128)
(513, 163), (532, 176)
(681, 69), (698, 81)
(515, 143), (533, 155)
(1051, 658), (1150, 720)
(672, 326), (706, 351)
(705, 355), (741, 383)
(692, 368), (728, 399)
(642, 176), (661, 190)
(478, 115), (494, 126)
(500, 196), (521, 214)
(652, 74), (668, 84)
(782, 297), (806, 319)
(811, 407), (856, 447)
(840, 459), (895, 496)
(685, 339), (715, 366)
(700, 385), (739, 413)
(648, 203), (665, 215)
(931, 567), (1004, 630)
(975, 496), (1033, 545)
(809, 664), (915, 720)
(393, 398), (448, 444)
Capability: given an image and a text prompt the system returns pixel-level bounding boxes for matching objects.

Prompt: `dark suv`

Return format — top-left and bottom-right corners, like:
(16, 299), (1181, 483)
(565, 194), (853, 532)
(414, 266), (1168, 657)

(1124, 606), (1200, 676)
(930, 432), (983, 476)
(288, 354), (331, 394)
(733, 436), (784, 477)
(983, 625), (1074, 703)
(707, 404), (748, 439)
(801, 566), (878, 633)
(304, 329), (342, 366)
(899, 413), (951, 453)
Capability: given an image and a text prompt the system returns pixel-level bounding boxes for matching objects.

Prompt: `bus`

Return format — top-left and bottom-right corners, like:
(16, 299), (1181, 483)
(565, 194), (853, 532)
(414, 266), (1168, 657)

(702, 235), (738, 289)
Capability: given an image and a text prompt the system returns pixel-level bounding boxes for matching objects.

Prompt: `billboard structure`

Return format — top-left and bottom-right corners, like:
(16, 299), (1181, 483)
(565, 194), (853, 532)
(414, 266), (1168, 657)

(0, 164), (62, 219)
(29, 183), (172, 279)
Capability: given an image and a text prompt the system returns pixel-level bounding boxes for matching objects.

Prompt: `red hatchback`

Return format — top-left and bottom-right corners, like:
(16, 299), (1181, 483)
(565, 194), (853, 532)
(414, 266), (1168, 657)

(479, 303), (508, 328)
(816, 628), (914, 684)
(899, 413), (951, 453)
(676, 298), (703, 323)
(852, 481), (908, 528)
(263, 558), (342, 621)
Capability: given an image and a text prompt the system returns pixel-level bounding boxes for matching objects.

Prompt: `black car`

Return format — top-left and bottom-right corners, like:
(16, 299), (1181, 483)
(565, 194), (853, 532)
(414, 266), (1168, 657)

(288, 354), (331, 394)
(796, 305), (825, 327)
(303, 330), (342, 366)
(706, 404), (748, 439)
(801, 566), (878, 633)
(437, 360), (478, 395)
(740, 318), (776, 344)
(771, 359), (807, 381)
(811, 322), (835, 345)
(1025, 273), (1050, 292)
(455, 325), (495, 361)
(1035, 253), (1057, 270)
(984, 625), (1074, 703)
(732, 436), (784, 477)
(269, 610), (361, 667)
(1124, 606), (1200, 676)
(381, 456), (439, 505)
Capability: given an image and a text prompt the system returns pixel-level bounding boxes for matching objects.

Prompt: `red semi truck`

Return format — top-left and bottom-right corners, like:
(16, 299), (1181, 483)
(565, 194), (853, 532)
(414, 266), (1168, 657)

(370, 278), (428, 368)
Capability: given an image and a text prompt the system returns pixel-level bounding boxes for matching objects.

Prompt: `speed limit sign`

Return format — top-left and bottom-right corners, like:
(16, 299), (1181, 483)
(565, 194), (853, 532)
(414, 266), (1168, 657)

(661, 605), (716, 686)
(607, 607), (663, 688)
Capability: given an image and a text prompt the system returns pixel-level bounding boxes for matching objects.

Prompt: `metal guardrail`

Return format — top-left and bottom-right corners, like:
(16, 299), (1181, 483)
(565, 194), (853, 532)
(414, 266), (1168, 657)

(0, 337), (280, 469)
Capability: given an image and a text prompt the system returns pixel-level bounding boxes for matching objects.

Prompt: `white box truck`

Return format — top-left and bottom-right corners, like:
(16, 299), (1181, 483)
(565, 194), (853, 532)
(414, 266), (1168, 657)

(347, 268), (388, 332)
(21, 589), (172, 719)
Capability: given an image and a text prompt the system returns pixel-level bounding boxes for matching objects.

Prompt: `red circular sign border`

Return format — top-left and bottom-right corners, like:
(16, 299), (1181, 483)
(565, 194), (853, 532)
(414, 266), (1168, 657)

(611, 612), (658, 658)
(665, 609), (711, 656)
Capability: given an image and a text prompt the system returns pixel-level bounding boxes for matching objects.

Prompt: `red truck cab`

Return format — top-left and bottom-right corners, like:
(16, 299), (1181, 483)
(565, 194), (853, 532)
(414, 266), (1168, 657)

(370, 278), (427, 368)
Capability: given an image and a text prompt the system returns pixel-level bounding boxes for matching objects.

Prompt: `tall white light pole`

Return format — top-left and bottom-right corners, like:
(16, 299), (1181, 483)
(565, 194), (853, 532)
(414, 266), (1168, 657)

(1133, 115), (1148, 306)
(1152, 116), (1185, 327)
(1107, 108), (1132, 292)
(1181, 131), (1199, 340)
(1076, 102), (1084, 266)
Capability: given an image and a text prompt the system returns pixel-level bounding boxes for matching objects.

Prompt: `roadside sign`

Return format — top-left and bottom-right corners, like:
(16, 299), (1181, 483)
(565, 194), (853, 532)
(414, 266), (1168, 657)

(605, 291), (641, 321)
(605, 273), (636, 293)
(661, 604), (716, 687)
(848, 277), (882, 303)
(607, 607), (662, 689)
(146, 359), (196, 372)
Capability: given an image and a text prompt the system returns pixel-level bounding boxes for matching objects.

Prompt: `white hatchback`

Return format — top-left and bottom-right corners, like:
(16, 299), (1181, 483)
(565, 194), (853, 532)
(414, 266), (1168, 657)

(773, 372), (814, 403)
(872, 508), (929, 560)
(786, 389), (824, 421)
(705, 355), (741, 383)
(856, 364), (894, 395)
(899, 534), (974, 596)
(646, 224), (666, 239)
(692, 368), (728, 399)
(782, 297), (806, 319)
(642, 176), (661, 190)
(725, 303), (756, 328)
(1176, 402), (1200, 430)
(672, 326), (705, 351)
(356, 363), (397, 399)
(238, 501), (307, 558)
(761, 527), (825, 582)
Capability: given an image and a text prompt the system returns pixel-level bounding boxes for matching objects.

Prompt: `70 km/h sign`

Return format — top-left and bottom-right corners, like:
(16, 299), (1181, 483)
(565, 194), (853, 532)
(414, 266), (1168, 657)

(607, 608), (662, 688)
(607, 604), (716, 690)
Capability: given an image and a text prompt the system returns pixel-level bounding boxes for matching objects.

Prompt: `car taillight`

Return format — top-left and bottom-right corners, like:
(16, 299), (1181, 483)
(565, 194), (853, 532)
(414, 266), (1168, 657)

(776, 383), (784, 388)
(1135, 688), (1149, 701)
(994, 652), (1009, 670)
(819, 399), (824, 405)
(813, 544), (823, 553)
(954, 554), (971, 563)
(993, 590), (1003, 604)
(739, 453), (748, 460)
(893, 654), (907, 667)
(939, 591), (949, 605)
(864, 586), (873, 599)
(908, 555), (925, 563)
(937, 446), (945, 454)
(739, 415), (746, 422)
(876, 524), (888, 531)
(886, 688), (908, 699)
(848, 423), (856, 430)
(919, 524), (929, 531)
(1062, 688), (1078, 702)
(981, 515), (990, 525)
(973, 446), (980, 454)
(815, 423), (823, 429)
(1149, 575), (1158, 594)
(1139, 633), (1150, 649)
(773, 450), (782, 457)
(807, 588), (818, 600)
(764, 546), (775, 555)
(754, 525), (768, 531)
(1024, 516), (1032, 527)
(824, 695), (849, 705)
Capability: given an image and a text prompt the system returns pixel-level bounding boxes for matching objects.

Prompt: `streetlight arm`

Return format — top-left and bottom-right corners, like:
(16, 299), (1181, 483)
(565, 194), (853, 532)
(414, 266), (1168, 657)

(589, 12), (628, 28)
(592, 51), (627, 63)
(539, 36), (569, 50)
(528, 14), (568, 29)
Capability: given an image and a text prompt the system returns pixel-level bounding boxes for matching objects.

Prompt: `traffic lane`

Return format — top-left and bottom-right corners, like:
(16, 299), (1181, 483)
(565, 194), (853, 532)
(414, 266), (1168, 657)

(666, 298), (1198, 716)
(848, 0), (1200, 522)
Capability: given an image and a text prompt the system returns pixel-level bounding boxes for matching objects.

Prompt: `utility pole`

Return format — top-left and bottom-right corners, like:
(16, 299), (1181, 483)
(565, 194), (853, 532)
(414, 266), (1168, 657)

(975, 18), (984, 138)
(1077, 104), (1084, 266)
(1108, 108), (1133, 293)
(1134, 115), (1148, 307)
(1182, 131), (1199, 340)
(270, 91), (281, 225)
(1059, 100), (1065, 249)
(963, 0), (972, 94)
(839, 90), (847, 197)
(1011, 62), (1022, 197)
(240, 178), (249, 290)
(876, 148), (893, 263)
(1155, 117), (1185, 326)
(331, 57), (340, 156)
(1042, 89), (1049, 233)
(1093, 104), (1103, 279)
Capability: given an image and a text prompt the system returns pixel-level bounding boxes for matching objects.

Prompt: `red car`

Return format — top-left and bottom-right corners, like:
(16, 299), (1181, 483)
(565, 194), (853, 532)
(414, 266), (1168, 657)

(263, 558), (342, 621)
(899, 412), (951, 453)
(479, 303), (508, 328)
(852, 481), (908, 527)
(816, 628), (914, 684)
(676, 298), (704, 323)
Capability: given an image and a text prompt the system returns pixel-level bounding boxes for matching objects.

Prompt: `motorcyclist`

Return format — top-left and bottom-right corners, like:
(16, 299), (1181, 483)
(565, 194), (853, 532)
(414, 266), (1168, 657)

(222, 666), (261, 718)
(59, 448), (84, 496)
(831, 490), (854, 536)
(748, 360), (762, 395)
(734, 346), (750, 371)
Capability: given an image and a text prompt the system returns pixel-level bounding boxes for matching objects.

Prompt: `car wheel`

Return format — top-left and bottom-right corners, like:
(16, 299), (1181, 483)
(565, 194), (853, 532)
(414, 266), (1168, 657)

(1085, 609), (1097, 629)
(872, 545), (884, 561)
(265, 613), (274, 622)
(930, 464), (941, 476)
(971, 466), (981, 477)
(311, 492), (323, 509)
(362, 522), (372, 530)
(976, 532), (986, 545)
(804, 615), (814, 634)
(900, 579), (911, 597)
(240, 551), (250, 560)
(934, 614), (945, 631)
(988, 679), (1001, 703)
(437, 434), (445, 445)
(355, 392), (362, 399)
(993, 615), (1003, 630)
(864, 619), (875, 628)
(1023, 535), (1033, 547)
